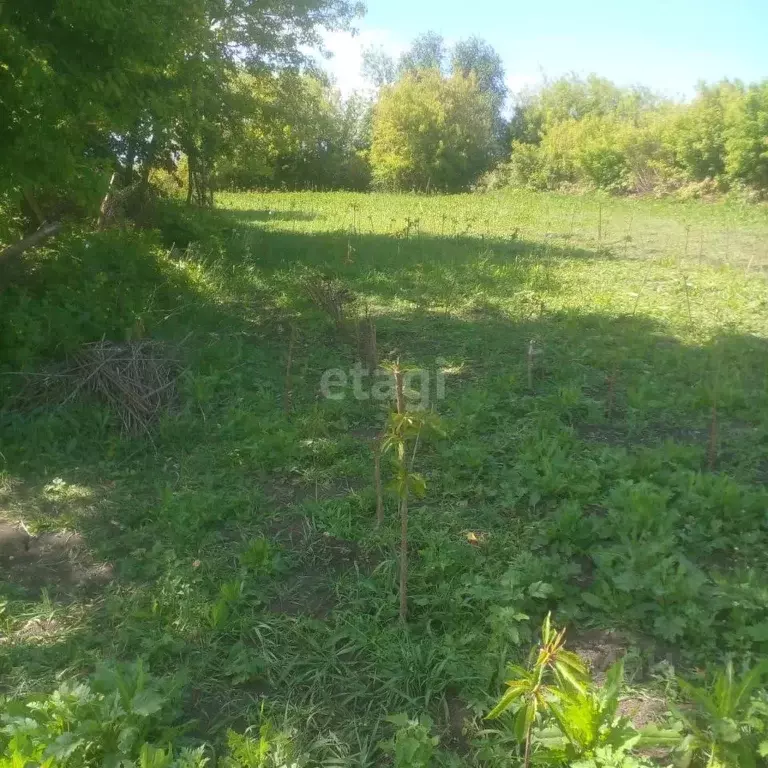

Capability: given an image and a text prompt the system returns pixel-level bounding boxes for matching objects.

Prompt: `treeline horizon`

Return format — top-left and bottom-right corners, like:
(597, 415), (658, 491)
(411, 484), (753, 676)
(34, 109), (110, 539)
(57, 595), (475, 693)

(3, 5), (767, 250)
(210, 31), (768, 200)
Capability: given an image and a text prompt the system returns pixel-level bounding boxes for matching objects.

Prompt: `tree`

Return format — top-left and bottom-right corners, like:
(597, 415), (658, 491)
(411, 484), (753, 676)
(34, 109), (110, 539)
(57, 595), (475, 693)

(724, 81), (768, 191)
(0, 0), (362, 235)
(0, 0), (195, 219)
(214, 72), (371, 191)
(510, 74), (661, 145)
(451, 38), (506, 116)
(362, 45), (396, 88)
(397, 31), (446, 76)
(370, 69), (495, 191)
(663, 82), (738, 182)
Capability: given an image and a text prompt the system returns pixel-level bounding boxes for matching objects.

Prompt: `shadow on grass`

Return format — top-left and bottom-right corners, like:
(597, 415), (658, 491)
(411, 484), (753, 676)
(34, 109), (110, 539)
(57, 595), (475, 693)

(1, 205), (767, 738)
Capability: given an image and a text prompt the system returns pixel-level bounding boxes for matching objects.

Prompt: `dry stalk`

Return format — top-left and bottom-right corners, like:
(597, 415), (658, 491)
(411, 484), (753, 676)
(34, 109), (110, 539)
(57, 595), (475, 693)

(357, 312), (378, 373)
(527, 340), (537, 392)
(373, 436), (384, 527)
(302, 275), (352, 333)
(283, 325), (297, 414)
(707, 400), (718, 471)
(394, 364), (408, 623)
(605, 366), (618, 420)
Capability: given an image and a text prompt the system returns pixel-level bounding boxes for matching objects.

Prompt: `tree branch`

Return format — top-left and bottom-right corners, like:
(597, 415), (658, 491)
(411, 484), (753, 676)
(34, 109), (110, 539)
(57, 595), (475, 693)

(0, 221), (63, 264)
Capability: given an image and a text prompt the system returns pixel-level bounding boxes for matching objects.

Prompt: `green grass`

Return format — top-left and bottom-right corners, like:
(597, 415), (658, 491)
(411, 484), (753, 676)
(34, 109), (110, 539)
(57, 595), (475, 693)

(1, 188), (768, 764)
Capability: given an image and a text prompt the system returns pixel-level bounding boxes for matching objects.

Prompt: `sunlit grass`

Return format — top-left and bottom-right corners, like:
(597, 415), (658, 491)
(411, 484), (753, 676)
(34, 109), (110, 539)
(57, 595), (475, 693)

(1, 189), (767, 764)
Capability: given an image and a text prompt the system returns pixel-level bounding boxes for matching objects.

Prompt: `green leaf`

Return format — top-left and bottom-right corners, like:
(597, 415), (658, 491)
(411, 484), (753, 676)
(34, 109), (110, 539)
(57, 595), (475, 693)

(542, 612), (553, 644)
(600, 659), (624, 711)
(387, 713), (411, 728)
(528, 581), (553, 598)
(486, 685), (526, 719)
(714, 717), (741, 743)
(581, 592), (604, 608)
(131, 690), (165, 717)
(43, 732), (84, 761)
(733, 659), (768, 710)
(118, 725), (140, 752)
(407, 472), (427, 498)
(554, 660), (588, 696)
(638, 723), (684, 748)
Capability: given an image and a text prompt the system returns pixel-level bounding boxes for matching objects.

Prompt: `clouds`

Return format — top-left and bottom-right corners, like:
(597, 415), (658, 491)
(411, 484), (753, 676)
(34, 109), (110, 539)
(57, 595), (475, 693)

(505, 73), (543, 97)
(313, 28), (407, 97)
(313, 25), (545, 108)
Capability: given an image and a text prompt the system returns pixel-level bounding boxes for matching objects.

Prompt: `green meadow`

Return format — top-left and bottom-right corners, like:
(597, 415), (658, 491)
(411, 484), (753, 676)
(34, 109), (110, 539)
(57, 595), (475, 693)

(2, 189), (768, 765)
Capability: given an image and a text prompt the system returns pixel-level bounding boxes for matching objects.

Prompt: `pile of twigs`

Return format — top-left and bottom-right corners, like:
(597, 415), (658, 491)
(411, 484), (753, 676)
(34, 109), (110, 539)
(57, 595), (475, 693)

(15, 340), (180, 435)
(302, 274), (353, 332)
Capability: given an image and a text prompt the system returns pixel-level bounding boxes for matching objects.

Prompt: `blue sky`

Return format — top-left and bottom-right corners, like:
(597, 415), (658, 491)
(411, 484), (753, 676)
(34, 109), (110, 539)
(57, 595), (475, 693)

(317, 0), (768, 100)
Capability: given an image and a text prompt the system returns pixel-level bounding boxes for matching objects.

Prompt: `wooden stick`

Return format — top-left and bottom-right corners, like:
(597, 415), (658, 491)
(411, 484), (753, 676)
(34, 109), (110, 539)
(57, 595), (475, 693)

(394, 362), (405, 415)
(707, 400), (718, 471)
(394, 365), (408, 623)
(606, 366), (618, 420)
(527, 340), (536, 392)
(399, 494), (408, 622)
(283, 325), (296, 414)
(374, 437), (384, 527)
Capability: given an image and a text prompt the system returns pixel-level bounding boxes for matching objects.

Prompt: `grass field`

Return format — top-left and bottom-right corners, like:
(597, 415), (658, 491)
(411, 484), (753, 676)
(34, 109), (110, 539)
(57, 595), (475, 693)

(2, 189), (768, 764)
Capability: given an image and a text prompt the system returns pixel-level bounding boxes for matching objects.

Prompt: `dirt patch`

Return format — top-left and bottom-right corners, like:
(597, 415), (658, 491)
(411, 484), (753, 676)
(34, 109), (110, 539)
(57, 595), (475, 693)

(577, 421), (710, 449)
(268, 567), (336, 619)
(443, 692), (473, 754)
(265, 515), (312, 548)
(267, 516), (369, 569)
(577, 424), (628, 447)
(0, 520), (113, 596)
(618, 695), (666, 729)
(349, 426), (382, 441)
(303, 532), (361, 570)
(650, 424), (708, 442)
(185, 685), (267, 736)
(570, 554), (595, 589)
(265, 527), (368, 618)
(570, 628), (669, 731)
(264, 475), (366, 509)
(263, 511), (371, 619)
(568, 627), (630, 683)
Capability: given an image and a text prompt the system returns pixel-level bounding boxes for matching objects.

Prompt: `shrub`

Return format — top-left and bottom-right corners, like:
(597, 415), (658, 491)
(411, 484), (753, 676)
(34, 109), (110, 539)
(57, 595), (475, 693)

(371, 69), (495, 191)
(0, 661), (204, 767)
(671, 661), (768, 768)
(379, 714), (439, 768)
(0, 228), (192, 368)
(499, 75), (768, 197)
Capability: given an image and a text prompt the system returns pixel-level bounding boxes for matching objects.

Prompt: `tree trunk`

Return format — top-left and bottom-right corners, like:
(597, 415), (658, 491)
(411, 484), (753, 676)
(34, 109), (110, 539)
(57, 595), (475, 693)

(21, 187), (45, 227)
(97, 173), (117, 229)
(124, 135), (137, 186)
(139, 132), (159, 193)
(186, 154), (194, 205)
(0, 221), (62, 264)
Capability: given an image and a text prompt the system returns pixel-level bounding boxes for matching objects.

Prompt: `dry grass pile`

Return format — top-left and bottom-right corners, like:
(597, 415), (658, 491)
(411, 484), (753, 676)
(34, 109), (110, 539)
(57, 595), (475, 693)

(15, 340), (180, 434)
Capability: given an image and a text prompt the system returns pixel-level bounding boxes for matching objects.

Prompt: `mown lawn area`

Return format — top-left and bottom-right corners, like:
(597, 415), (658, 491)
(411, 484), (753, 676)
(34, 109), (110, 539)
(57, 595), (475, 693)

(1, 189), (768, 764)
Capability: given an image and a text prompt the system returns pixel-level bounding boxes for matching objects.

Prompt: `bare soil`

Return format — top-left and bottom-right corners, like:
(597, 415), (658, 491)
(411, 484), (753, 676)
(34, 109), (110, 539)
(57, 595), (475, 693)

(0, 519), (113, 597)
